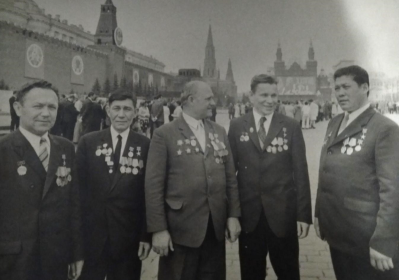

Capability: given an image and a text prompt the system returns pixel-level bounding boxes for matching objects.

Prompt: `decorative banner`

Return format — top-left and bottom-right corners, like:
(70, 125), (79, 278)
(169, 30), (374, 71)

(114, 27), (123, 47)
(71, 55), (84, 85)
(25, 40), (44, 79)
(160, 76), (165, 88)
(148, 73), (153, 86)
(277, 76), (316, 95)
(133, 70), (139, 84)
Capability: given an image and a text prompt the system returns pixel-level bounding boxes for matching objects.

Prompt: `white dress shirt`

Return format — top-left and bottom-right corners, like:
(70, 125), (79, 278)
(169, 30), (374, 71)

(19, 126), (51, 159)
(110, 126), (130, 163)
(345, 103), (370, 127)
(253, 109), (274, 149)
(182, 112), (206, 152)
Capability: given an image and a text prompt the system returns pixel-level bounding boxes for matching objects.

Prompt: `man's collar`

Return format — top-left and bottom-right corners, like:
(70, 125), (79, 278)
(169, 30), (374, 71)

(253, 108), (274, 123)
(182, 112), (202, 129)
(19, 126), (49, 147)
(110, 125), (130, 140)
(346, 103), (370, 123)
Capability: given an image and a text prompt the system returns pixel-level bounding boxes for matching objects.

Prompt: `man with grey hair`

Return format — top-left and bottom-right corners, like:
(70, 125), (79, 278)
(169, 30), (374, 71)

(145, 80), (241, 280)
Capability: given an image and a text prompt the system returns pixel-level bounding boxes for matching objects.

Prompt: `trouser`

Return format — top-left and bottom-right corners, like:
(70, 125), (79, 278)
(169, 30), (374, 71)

(330, 246), (399, 280)
(158, 216), (226, 280)
(302, 115), (310, 128)
(239, 212), (300, 280)
(80, 240), (141, 280)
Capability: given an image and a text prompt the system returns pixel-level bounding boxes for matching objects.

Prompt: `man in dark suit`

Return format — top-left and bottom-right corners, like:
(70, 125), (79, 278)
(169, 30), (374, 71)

(61, 94), (79, 141)
(76, 89), (151, 280)
(315, 65), (399, 280)
(0, 80), (84, 280)
(80, 92), (105, 136)
(228, 74), (312, 280)
(145, 81), (241, 280)
(9, 91), (19, 131)
(150, 94), (164, 137)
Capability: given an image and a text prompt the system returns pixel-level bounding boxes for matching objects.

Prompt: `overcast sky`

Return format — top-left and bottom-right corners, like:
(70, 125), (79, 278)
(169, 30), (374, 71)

(34, 0), (399, 93)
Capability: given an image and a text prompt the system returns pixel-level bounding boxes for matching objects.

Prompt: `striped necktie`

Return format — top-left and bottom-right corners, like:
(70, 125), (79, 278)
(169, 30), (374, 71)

(258, 116), (267, 150)
(39, 137), (49, 171)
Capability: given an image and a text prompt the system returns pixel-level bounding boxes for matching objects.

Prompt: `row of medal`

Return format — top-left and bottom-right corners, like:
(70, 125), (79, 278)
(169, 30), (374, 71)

(56, 154), (72, 187)
(266, 128), (289, 154)
(341, 128), (367, 155)
(176, 137), (201, 155)
(119, 156), (144, 175)
(209, 133), (228, 164)
(96, 143), (143, 174)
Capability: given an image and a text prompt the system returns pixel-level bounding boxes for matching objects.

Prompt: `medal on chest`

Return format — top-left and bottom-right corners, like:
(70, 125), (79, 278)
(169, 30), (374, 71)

(341, 128), (367, 155)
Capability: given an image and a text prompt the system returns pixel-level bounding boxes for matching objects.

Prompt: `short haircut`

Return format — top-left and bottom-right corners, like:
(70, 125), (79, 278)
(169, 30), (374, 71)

(88, 92), (96, 98)
(180, 81), (202, 106)
(334, 65), (369, 96)
(16, 80), (59, 104)
(250, 74), (278, 93)
(108, 88), (136, 107)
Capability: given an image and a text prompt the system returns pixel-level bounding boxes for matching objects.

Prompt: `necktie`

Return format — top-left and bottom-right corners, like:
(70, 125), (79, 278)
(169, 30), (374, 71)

(338, 114), (349, 135)
(39, 137), (49, 171)
(258, 116), (267, 150)
(197, 121), (206, 152)
(113, 135), (122, 170)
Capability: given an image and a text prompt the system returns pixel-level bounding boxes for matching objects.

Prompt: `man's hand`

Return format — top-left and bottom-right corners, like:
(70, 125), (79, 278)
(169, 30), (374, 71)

(370, 247), (394, 271)
(152, 230), (174, 257)
(314, 217), (324, 240)
(138, 242), (151, 261)
(68, 260), (84, 280)
(297, 221), (310, 239)
(225, 217), (241, 243)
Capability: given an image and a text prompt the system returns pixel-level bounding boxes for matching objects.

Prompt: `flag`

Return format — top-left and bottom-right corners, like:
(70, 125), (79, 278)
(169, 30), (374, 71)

(71, 54), (84, 85)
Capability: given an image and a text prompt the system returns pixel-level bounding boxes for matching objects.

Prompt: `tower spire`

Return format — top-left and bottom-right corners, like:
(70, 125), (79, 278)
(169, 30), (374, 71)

(276, 42), (282, 61)
(95, 0), (118, 45)
(206, 25), (214, 47)
(308, 39), (315, 60)
(203, 25), (217, 78)
(226, 58), (235, 83)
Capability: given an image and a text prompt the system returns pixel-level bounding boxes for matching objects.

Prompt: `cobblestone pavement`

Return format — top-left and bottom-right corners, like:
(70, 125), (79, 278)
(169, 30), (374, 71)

(141, 110), (336, 280)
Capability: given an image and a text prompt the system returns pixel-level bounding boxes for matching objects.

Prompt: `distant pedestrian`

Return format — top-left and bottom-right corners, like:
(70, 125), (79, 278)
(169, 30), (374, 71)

(9, 91), (19, 131)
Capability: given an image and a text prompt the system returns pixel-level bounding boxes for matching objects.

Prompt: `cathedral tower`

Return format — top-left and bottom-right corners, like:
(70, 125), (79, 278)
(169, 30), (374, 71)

(95, 0), (119, 45)
(203, 25), (217, 78)
(306, 39), (317, 75)
(226, 58), (235, 83)
(274, 42), (285, 76)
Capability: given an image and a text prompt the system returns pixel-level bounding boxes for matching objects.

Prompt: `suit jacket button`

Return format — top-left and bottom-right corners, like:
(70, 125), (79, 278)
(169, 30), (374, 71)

(30, 185), (34, 188)
(327, 150), (332, 155)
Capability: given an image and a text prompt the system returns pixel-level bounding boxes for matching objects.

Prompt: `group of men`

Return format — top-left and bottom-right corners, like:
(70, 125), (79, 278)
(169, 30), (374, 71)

(0, 65), (398, 280)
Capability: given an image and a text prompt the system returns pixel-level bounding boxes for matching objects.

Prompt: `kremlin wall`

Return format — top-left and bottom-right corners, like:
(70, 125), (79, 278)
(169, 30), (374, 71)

(0, 0), (237, 103)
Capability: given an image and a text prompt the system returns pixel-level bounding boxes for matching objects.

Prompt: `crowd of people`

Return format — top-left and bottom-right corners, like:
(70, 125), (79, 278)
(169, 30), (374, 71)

(1, 65), (399, 280)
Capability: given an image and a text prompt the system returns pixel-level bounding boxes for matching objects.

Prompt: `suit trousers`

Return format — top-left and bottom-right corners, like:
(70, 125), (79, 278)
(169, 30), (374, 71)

(239, 212), (299, 280)
(330, 246), (399, 280)
(158, 215), (226, 280)
(80, 239), (141, 280)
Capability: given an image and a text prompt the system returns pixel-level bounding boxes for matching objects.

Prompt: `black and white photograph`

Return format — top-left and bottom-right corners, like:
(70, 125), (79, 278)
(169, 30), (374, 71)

(1, 0), (399, 279)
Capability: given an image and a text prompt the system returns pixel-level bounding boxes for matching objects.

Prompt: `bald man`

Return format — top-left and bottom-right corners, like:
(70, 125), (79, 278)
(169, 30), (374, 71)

(145, 81), (241, 280)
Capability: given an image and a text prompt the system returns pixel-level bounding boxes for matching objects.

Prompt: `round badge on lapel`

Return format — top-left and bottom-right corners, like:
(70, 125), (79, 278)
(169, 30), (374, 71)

(17, 166), (27, 176)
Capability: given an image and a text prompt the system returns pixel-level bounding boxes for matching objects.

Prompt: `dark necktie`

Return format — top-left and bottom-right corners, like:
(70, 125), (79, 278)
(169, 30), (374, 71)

(113, 135), (122, 170)
(258, 116), (267, 150)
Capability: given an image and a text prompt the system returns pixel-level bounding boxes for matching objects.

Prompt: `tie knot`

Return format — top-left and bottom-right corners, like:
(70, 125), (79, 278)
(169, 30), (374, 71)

(40, 137), (47, 144)
(260, 116), (266, 125)
(117, 135), (122, 141)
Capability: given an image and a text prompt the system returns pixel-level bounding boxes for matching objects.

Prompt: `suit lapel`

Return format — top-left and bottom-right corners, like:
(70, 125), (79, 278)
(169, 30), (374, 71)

(262, 113), (284, 150)
(177, 117), (207, 155)
(244, 113), (262, 153)
(109, 130), (139, 192)
(12, 130), (46, 180)
(42, 135), (63, 199)
(329, 107), (375, 148)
